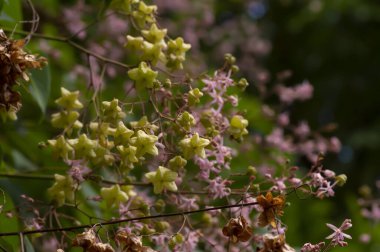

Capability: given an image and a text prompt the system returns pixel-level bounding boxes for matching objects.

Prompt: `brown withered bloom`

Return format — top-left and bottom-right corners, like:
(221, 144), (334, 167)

(72, 229), (96, 248)
(0, 29), (46, 116)
(222, 215), (253, 243)
(256, 192), (285, 228)
(72, 229), (115, 252)
(88, 243), (115, 252)
(257, 234), (295, 252)
(116, 231), (157, 252)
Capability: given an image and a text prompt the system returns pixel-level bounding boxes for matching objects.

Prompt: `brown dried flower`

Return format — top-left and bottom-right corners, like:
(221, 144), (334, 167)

(116, 231), (157, 252)
(257, 234), (295, 252)
(256, 192), (285, 228)
(72, 229), (97, 248)
(222, 215), (252, 243)
(0, 29), (47, 118)
(88, 243), (115, 252)
(72, 229), (115, 252)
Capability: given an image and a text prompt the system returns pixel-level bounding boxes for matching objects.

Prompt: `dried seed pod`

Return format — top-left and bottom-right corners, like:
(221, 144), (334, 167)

(88, 242), (115, 252)
(115, 231), (157, 252)
(116, 231), (143, 252)
(72, 229), (96, 248)
(0, 29), (47, 118)
(257, 234), (295, 252)
(222, 215), (252, 243)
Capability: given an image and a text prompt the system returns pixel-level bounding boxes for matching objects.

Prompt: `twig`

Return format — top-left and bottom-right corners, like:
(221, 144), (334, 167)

(0, 202), (258, 237)
(69, 11), (115, 40)
(24, 0), (39, 45)
(0, 173), (53, 180)
(2, 29), (130, 69)
(19, 232), (25, 252)
(0, 173), (149, 186)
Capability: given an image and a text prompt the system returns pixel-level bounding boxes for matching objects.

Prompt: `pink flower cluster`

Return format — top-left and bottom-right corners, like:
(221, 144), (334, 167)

(276, 80), (314, 104)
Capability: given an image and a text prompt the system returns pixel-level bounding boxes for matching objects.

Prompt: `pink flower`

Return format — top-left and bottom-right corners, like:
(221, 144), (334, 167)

(152, 234), (169, 248)
(195, 157), (215, 180)
(277, 85), (296, 103)
(182, 229), (199, 251)
(310, 172), (325, 187)
(294, 80), (313, 101)
(323, 169), (336, 178)
(67, 160), (91, 182)
(266, 128), (294, 152)
(276, 81), (313, 103)
(326, 219), (352, 247)
(277, 112), (290, 127)
(294, 121), (310, 139)
(329, 137), (342, 153)
(301, 242), (325, 252)
(361, 203), (380, 222)
(288, 177), (302, 187)
(62, 0), (88, 39)
(359, 233), (371, 244)
(178, 196), (199, 211)
(316, 181), (335, 199)
(206, 177), (231, 199)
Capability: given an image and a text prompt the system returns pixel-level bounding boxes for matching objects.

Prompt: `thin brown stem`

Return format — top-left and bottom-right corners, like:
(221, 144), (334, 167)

(0, 173), (149, 186)
(2, 29), (130, 69)
(0, 202), (258, 237)
(0, 173), (53, 180)
(24, 0), (40, 45)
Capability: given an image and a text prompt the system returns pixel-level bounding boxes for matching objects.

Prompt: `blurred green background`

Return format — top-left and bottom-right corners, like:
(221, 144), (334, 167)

(235, 0), (380, 250)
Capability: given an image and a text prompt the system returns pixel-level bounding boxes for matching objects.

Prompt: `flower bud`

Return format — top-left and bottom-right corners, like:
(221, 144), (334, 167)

(201, 213), (213, 226)
(163, 78), (172, 88)
(188, 88), (203, 106)
(154, 199), (166, 212)
(154, 221), (170, 232)
(224, 53), (236, 64)
(231, 65), (239, 73)
(359, 185), (371, 198)
(229, 115), (249, 141)
(251, 184), (260, 193)
(177, 111), (196, 131)
(236, 78), (249, 90)
(168, 156), (187, 171)
(169, 233), (184, 249)
(128, 62), (158, 89)
(335, 174), (347, 187)
(140, 225), (155, 235)
(246, 166), (257, 176)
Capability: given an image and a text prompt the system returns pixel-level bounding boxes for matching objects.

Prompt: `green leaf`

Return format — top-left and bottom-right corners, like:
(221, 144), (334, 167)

(0, 0), (21, 26)
(24, 237), (35, 252)
(0, 238), (13, 252)
(0, 192), (20, 251)
(29, 65), (51, 114)
(0, 144), (3, 164)
(11, 150), (38, 171)
(0, 0), (4, 13)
